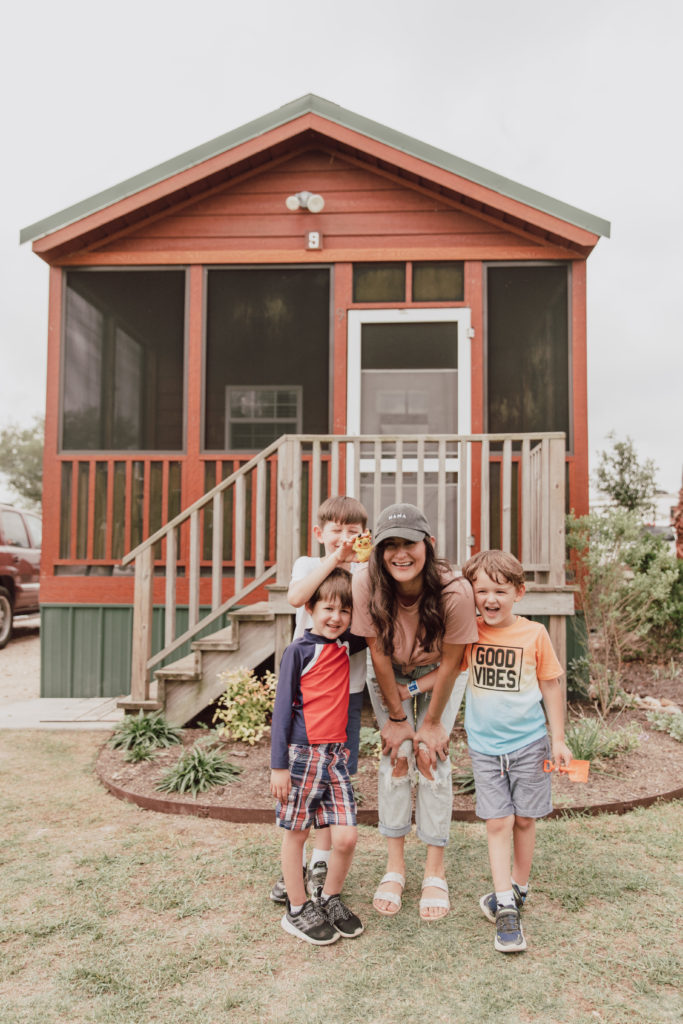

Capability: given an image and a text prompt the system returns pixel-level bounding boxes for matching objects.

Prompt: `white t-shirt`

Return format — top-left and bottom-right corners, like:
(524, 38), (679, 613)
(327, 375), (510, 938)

(290, 555), (367, 694)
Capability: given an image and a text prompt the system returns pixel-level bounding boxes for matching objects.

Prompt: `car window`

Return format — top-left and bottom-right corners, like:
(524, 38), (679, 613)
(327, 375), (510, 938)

(24, 513), (42, 549)
(1, 510), (31, 548)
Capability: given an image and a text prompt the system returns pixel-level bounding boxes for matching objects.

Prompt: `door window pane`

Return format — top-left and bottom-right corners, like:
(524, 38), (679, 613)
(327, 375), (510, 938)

(412, 262), (464, 301)
(353, 263), (405, 302)
(487, 265), (569, 438)
(62, 270), (185, 450)
(360, 322), (458, 435)
(205, 269), (329, 451)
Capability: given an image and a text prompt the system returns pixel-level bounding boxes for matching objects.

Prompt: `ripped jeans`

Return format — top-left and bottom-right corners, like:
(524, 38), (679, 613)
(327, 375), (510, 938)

(367, 660), (467, 847)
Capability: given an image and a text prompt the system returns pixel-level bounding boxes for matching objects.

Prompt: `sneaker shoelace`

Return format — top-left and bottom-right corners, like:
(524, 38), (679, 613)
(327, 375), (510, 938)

(297, 901), (328, 927)
(496, 907), (521, 936)
(323, 896), (352, 923)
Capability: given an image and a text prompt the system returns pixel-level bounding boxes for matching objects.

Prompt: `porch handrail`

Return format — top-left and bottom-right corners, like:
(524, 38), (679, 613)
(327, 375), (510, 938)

(123, 431), (566, 704)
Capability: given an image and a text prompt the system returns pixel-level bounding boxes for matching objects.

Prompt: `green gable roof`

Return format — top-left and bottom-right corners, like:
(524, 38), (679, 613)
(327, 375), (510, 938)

(20, 94), (610, 245)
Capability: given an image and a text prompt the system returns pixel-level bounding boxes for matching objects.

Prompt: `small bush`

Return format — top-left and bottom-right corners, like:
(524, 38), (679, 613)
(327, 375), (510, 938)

(212, 666), (277, 745)
(565, 716), (641, 762)
(567, 655), (592, 702)
(358, 727), (382, 758)
(109, 711), (183, 762)
(156, 742), (243, 798)
(646, 710), (683, 743)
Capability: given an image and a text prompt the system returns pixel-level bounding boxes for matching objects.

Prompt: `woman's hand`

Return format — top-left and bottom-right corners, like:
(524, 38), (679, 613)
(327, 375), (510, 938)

(396, 682), (411, 701)
(270, 769), (291, 803)
(380, 717), (415, 765)
(414, 718), (450, 768)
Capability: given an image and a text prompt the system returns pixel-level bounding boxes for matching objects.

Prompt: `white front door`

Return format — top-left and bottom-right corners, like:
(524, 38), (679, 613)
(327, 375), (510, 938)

(347, 308), (471, 559)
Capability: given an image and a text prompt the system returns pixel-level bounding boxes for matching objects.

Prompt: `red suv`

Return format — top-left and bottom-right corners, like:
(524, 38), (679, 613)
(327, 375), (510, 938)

(0, 503), (42, 649)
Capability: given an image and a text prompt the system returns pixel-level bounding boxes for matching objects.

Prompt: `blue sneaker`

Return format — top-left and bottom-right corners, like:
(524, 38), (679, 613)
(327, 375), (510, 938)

(494, 905), (527, 953)
(479, 883), (526, 923)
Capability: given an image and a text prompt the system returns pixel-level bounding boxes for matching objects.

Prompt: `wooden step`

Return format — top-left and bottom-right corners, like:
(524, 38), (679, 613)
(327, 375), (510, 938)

(116, 698), (163, 714)
(159, 613), (280, 726)
(153, 652), (201, 681)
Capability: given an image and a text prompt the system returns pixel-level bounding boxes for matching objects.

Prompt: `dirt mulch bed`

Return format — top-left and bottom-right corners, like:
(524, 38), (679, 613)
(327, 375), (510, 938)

(96, 700), (683, 825)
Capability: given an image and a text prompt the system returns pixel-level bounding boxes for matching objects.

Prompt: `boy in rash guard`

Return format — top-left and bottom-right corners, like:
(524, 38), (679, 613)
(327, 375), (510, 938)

(270, 568), (366, 945)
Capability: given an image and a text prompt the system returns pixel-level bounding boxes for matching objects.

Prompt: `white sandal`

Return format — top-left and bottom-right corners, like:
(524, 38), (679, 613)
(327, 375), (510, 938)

(372, 872), (406, 916)
(419, 876), (450, 920)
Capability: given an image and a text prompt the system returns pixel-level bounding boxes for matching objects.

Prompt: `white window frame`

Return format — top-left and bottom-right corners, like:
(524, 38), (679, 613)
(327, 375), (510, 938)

(224, 384), (303, 451)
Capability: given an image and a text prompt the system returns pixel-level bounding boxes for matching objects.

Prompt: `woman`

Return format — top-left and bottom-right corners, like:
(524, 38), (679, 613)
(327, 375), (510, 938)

(351, 503), (477, 920)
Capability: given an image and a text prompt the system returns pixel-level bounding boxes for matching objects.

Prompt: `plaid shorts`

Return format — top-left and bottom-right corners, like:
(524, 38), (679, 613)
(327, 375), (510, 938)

(276, 743), (357, 831)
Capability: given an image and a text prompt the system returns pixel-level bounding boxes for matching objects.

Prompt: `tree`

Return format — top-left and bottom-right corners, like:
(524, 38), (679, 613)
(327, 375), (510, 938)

(594, 432), (657, 517)
(0, 417), (44, 509)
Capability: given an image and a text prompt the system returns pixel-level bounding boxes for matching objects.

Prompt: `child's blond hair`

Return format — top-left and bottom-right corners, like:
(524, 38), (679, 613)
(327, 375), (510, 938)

(462, 549), (525, 590)
(317, 495), (367, 530)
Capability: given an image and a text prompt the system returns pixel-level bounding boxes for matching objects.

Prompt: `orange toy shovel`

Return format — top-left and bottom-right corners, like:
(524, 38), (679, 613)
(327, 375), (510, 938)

(543, 759), (590, 782)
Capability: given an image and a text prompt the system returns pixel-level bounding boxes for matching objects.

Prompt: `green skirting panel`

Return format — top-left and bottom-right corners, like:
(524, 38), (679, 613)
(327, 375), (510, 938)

(528, 613), (587, 667)
(40, 604), (231, 699)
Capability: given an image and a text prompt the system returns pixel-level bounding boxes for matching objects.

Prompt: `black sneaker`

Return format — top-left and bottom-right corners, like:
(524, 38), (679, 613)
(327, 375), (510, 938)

(281, 899), (339, 945)
(479, 883), (526, 923)
(494, 905), (527, 953)
(321, 894), (364, 938)
(269, 866), (307, 904)
(307, 860), (329, 901)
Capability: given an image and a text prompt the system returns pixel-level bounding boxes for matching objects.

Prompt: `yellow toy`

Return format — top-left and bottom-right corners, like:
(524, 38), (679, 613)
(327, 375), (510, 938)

(353, 530), (373, 562)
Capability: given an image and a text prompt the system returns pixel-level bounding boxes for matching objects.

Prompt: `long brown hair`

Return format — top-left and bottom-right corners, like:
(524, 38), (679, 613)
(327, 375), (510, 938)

(367, 538), (452, 656)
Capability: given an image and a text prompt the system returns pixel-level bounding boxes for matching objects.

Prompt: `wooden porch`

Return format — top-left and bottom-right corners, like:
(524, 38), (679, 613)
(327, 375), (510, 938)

(116, 432), (572, 725)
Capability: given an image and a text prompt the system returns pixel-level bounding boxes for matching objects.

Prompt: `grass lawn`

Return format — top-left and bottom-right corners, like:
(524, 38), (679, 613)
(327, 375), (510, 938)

(0, 731), (680, 1024)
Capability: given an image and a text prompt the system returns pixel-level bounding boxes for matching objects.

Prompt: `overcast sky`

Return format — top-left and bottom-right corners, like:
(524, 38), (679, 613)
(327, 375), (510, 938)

(2, 0), (681, 500)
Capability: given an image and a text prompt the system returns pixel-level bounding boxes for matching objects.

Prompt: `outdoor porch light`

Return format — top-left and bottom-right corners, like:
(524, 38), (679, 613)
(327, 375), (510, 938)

(285, 190), (325, 213)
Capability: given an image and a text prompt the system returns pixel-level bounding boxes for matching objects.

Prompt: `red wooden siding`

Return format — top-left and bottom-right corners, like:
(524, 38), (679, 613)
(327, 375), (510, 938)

(78, 150), (581, 263)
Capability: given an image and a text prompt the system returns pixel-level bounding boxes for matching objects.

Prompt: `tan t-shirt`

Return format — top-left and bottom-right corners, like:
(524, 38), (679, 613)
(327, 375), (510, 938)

(351, 564), (478, 674)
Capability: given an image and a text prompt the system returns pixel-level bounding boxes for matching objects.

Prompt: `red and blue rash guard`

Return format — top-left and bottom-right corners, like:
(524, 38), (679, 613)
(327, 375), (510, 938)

(270, 629), (367, 770)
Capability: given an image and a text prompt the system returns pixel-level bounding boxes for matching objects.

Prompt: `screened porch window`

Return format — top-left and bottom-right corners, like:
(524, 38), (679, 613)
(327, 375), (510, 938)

(205, 268), (329, 451)
(486, 265), (570, 441)
(61, 270), (185, 451)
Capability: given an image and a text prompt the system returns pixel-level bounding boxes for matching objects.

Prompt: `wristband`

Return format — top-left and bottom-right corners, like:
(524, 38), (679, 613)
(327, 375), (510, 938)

(388, 715), (408, 723)
(407, 679), (421, 696)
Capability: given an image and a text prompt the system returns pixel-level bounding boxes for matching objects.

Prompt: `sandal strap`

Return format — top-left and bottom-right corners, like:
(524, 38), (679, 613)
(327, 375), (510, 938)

(421, 876), (448, 892)
(373, 889), (402, 907)
(379, 872), (406, 888)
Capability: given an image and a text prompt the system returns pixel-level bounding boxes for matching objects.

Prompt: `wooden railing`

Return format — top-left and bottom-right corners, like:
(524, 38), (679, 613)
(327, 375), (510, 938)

(122, 432), (566, 702)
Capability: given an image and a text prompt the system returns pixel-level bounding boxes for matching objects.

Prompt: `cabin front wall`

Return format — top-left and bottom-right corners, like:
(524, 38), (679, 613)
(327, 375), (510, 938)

(38, 144), (589, 696)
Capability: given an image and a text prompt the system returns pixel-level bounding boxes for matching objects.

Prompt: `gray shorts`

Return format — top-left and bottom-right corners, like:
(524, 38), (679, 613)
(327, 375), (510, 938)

(469, 734), (552, 820)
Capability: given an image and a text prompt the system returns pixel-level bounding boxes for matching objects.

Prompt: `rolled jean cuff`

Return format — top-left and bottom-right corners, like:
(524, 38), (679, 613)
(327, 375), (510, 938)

(378, 822), (413, 839)
(416, 827), (449, 847)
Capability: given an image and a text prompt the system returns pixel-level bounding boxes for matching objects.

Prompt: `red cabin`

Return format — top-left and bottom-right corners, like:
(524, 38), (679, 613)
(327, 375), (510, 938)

(21, 95), (609, 718)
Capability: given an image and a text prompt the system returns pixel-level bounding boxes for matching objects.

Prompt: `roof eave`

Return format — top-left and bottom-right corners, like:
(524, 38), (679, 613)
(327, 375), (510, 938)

(19, 93), (610, 246)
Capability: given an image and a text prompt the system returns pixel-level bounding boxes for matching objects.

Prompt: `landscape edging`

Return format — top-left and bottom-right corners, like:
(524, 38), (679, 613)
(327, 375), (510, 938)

(95, 756), (683, 825)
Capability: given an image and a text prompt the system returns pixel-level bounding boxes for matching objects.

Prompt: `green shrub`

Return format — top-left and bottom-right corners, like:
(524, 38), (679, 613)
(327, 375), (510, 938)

(108, 711), (183, 762)
(156, 741), (242, 797)
(567, 507), (679, 712)
(566, 655), (592, 702)
(646, 710), (683, 743)
(212, 666), (277, 745)
(358, 727), (382, 758)
(565, 716), (641, 762)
